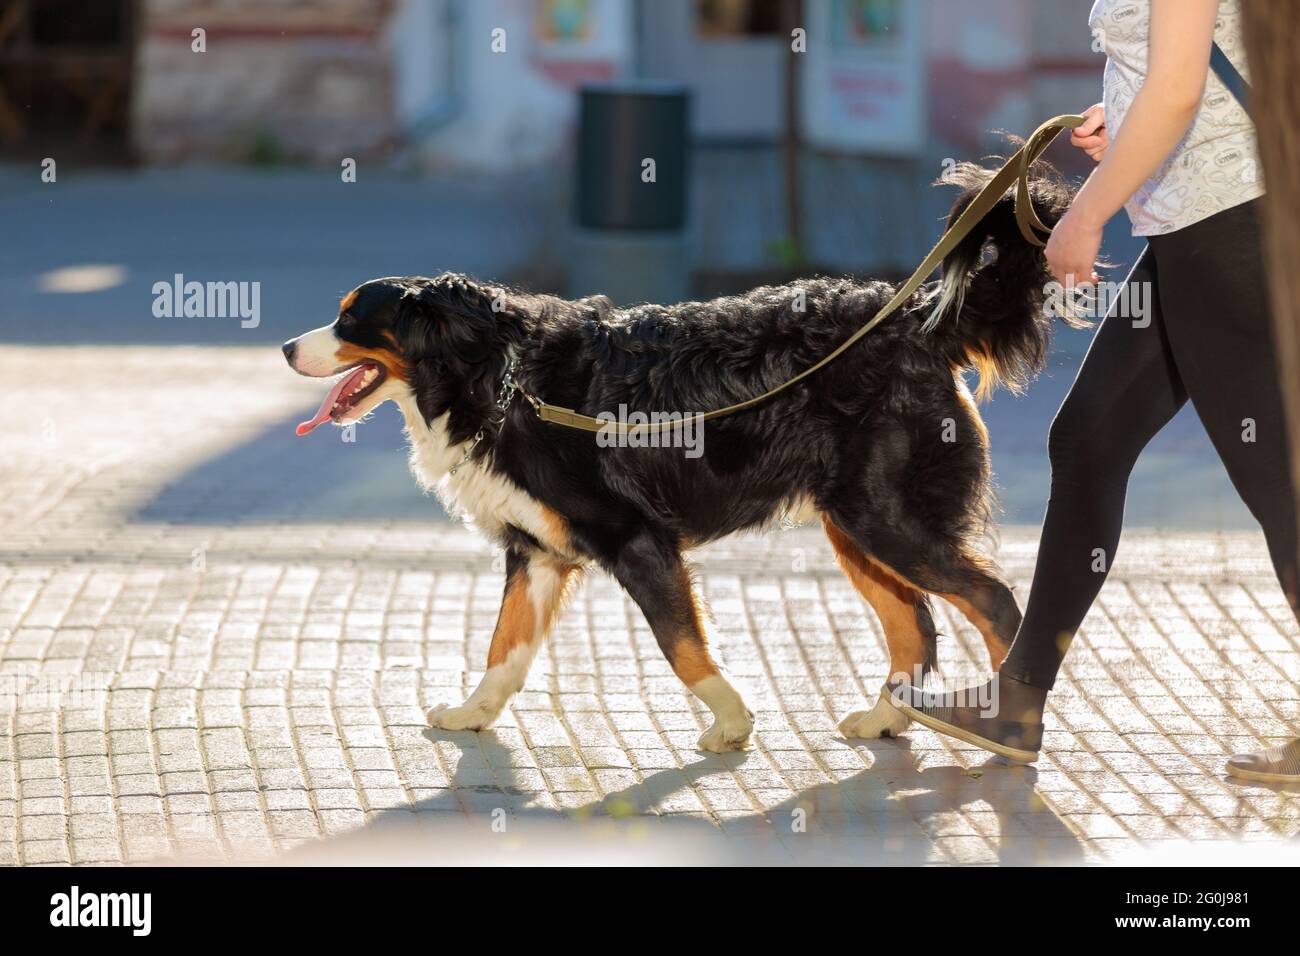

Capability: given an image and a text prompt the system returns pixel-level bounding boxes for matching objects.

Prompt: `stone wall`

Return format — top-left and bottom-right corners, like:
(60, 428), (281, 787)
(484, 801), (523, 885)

(132, 0), (397, 163)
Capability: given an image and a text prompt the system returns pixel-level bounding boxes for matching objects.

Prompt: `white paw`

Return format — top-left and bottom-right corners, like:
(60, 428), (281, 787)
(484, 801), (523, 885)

(697, 709), (755, 753)
(838, 690), (911, 739)
(428, 700), (500, 732)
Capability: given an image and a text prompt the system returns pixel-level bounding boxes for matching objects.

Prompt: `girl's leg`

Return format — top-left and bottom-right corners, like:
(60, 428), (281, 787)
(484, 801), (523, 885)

(895, 247), (1190, 757)
(999, 246), (1188, 688)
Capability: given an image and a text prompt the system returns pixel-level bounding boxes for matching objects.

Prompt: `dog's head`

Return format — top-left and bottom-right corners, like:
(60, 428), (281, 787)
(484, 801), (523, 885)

(283, 273), (519, 436)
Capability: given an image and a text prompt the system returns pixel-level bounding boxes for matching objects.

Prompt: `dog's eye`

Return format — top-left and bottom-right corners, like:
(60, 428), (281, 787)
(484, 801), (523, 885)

(337, 314), (356, 330)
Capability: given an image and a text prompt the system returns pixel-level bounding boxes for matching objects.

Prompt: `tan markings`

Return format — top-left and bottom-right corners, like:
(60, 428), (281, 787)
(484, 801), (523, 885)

(486, 569), (535, 668)
(956, 345), (1005, 403)
(485, 560), (579, 669)
(340, 289), (359, 313)
(956, 378), (990, 445)
(823, 516), (929, 680)
(538, 506), (572, 556)
(673, 641), (720, 687)
(335, 341), (409, 383)
(540, 563), (582, 632)
(940, 592), (1010, 667)
(665, 564), (720, 687)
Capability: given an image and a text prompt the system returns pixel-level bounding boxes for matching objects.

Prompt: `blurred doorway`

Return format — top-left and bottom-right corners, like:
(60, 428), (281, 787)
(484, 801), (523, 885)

(639, 0), (786, 140)
(0, 0), (137, 162)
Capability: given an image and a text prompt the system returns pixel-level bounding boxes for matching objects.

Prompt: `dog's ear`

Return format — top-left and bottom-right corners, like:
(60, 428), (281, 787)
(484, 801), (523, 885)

(395, 275), (516, 365)
(393, 286), (440, 360)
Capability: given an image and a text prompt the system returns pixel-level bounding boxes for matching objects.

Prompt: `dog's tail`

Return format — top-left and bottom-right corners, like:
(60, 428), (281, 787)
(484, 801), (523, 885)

(919, 159), (1085, 401)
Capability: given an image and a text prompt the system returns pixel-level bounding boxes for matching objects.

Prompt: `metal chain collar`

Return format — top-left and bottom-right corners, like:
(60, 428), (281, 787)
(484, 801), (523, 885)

(448, 357), (520, 477)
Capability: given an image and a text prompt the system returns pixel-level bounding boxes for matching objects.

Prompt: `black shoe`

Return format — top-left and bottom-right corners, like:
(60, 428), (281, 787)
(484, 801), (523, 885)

(1226, 738), (1300, 783)
(891, 676), (1045, 763)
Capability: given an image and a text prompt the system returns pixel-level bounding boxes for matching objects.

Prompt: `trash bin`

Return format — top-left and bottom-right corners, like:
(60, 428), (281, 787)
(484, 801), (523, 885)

(569, 81), (691, 305)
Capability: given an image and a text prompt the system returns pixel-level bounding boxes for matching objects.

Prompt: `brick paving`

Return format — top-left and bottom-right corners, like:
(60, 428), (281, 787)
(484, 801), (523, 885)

(2, 345), (1298, 865)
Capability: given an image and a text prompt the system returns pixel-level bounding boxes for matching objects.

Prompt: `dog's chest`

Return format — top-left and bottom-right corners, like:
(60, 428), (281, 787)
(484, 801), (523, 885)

(401, 404), (569, 554)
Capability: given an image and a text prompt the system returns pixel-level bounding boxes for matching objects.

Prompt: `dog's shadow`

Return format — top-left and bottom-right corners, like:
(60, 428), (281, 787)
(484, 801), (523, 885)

(278, 724), (1084, 865)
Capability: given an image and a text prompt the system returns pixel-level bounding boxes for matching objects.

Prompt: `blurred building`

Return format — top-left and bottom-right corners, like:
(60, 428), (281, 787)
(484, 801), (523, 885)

(0, 0), (1100, 162)
(0, 0), (1104, 274)
(135, 0), (396, 163)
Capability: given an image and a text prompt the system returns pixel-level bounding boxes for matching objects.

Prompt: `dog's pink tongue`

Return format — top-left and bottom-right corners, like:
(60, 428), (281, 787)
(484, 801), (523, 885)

(295, 368), (365, 437)
(295, 405), (334, 438)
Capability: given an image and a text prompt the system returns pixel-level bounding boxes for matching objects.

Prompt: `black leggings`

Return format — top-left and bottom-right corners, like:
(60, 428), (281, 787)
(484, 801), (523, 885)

(1001, 198), (1299, 689)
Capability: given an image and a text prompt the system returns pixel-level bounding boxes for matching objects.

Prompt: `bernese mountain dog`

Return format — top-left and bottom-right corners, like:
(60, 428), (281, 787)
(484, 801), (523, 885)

(282, 161), (1078, 752)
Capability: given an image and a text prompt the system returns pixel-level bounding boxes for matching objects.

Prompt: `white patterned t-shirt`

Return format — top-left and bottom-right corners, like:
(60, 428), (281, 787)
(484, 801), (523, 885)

(1088, 0), (1263, 236)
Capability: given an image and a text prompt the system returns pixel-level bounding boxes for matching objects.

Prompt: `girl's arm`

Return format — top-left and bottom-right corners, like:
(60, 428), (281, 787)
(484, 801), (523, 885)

(1047, 0), (1220, 286)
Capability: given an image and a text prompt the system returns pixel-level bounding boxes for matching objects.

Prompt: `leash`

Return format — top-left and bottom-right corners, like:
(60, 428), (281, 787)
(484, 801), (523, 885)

(510, 113), (1086, 435)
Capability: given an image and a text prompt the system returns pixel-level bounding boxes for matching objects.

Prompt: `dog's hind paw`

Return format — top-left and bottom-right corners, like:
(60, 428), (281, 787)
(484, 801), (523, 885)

(428, 701), (499, 732)
(697, 711), (755, 753)
(839, 689), (910, 739)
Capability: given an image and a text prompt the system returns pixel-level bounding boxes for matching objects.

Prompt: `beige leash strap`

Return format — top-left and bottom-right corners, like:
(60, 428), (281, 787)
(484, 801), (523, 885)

(516, 113), (1085, 435)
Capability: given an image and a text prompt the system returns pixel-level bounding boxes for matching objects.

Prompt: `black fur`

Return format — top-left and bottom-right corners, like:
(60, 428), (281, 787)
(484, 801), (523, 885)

(333, 161), (1079, 673)
(925, 158), (1087, 399)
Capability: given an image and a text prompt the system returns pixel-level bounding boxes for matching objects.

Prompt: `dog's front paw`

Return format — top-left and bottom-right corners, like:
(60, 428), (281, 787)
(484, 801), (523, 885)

(697, 709), (755, 753)
(839, 689), (910, 739)
(428, 700), (500, 732)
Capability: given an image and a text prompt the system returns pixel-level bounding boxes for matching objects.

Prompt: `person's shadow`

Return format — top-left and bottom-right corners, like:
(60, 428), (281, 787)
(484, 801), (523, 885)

(278, 725), (1083, 865)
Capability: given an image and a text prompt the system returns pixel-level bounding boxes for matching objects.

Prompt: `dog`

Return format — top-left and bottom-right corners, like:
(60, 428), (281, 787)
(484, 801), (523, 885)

(282, 160), (1078, 752)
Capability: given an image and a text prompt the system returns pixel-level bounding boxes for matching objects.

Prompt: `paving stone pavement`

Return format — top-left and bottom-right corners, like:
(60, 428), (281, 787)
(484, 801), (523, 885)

(2, 345), (1298, 865)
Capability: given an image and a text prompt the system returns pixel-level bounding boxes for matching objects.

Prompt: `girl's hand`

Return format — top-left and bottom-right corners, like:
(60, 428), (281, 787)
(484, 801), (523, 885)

(1070, 103), (1109, 162)
(1045, 206), (1103, 291)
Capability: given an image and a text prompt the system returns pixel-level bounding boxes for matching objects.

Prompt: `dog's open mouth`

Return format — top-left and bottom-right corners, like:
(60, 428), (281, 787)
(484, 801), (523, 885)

(295, 362), (387, 436)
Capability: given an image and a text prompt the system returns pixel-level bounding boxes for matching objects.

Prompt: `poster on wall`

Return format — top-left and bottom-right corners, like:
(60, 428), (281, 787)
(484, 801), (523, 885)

(801, 0), (927, 154)
(532, 0), (632, 86)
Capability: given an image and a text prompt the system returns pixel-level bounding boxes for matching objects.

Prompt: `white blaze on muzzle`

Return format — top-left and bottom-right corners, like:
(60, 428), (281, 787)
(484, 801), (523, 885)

(285, 323), (390, 436)
(286, 324), (343, 376)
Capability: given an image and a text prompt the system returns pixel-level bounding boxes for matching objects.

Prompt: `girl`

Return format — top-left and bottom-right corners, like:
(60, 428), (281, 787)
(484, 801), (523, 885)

(897, 0), (1300, 783)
